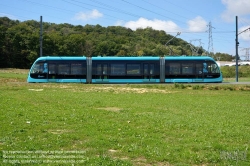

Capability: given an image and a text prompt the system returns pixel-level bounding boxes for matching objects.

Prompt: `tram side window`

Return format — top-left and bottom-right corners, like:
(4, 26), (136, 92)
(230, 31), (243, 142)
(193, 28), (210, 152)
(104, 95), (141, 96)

(96, 64), (108, 75)
(195, 63), (203, 74)
(203, 63), (208, 73)
(49, 64), (56, 74)
(169, 63), (181, 75)
(207, 62), (220, 73)
(111, 64), (125, 75)
(144, 64), (148, 74)
(211, 63), (220, 73)
(96, 64), (102, 75)
(182, 63), (193, 75)
(30, 62), (47, 74)
(103, 64), (108, 75)
(71, 63), (83, 75)
(58, 64), (70, 75)
(150, 64), (154, 75)
(127, 64), (140, 75)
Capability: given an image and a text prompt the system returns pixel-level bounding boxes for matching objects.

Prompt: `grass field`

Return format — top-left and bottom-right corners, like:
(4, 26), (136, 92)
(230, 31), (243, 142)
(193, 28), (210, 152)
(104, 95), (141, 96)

(223, 77), (250, 82)
(0, 69), (249, 165)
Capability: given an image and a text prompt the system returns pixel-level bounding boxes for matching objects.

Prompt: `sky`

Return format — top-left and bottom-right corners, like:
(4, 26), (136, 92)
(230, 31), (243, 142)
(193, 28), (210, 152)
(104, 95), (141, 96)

(1, 0), (250, 59)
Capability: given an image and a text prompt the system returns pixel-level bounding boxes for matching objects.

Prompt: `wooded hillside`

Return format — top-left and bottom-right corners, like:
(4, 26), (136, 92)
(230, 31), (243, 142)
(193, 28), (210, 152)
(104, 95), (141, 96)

(0, 17), (233, 68)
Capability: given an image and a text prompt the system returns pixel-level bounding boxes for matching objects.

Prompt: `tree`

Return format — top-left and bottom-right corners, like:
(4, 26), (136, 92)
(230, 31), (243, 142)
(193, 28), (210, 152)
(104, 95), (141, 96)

(83, 41), (94, 57)
(64, 34), (85, 55)
(214, 52), (233, 61)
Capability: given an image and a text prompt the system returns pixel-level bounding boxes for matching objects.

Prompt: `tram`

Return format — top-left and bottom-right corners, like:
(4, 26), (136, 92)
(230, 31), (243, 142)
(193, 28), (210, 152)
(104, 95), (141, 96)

(27, 56), (222, 83)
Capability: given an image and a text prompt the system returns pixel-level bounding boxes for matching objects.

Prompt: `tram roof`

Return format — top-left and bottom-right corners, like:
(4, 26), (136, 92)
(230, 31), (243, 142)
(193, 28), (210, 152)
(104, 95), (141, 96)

(35, 56), (214, 61)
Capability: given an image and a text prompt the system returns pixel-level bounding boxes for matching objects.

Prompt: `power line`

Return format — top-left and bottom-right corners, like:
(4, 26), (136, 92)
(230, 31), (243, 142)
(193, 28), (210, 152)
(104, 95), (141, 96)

(187, 39), (203, 56)
(63, 0), (141, 19)
(89, 0), (141, 18)
(238, 27), (250, 35)
(0, 3), (67, 21)
(121, 0), (187, 25)
(163, 0), (201, 18)
(238, 17), (250, 27)
(165, 32), (181, 55)
(140, 0), (189, 20)
(21, 0), (76, 14)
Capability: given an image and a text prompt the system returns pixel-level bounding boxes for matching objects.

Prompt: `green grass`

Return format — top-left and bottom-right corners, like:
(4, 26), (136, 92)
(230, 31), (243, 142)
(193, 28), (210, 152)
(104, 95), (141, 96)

(0, 69), (250, 165)
(223, 77), (250, 82)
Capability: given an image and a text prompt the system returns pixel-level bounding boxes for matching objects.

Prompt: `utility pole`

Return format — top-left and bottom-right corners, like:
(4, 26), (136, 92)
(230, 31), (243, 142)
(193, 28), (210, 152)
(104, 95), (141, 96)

(235, 16), (239, 82)
(207, 22), (215, 57)
(40, 16), (43, 57)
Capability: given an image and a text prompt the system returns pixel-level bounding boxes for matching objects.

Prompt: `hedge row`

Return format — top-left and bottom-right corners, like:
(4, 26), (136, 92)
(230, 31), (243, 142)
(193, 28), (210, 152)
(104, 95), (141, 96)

(220, 66), (250, 78)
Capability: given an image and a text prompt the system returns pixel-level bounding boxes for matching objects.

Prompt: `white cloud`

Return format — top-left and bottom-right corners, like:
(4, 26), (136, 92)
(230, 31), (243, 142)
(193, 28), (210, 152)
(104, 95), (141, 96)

(238, 26), (250, 41)
(187, 16), (207, 32)
(123, 17), (181, 32)
(73, 9), (103, 21)
(221, 0), (250, 22)
(0, 13), (18, 20)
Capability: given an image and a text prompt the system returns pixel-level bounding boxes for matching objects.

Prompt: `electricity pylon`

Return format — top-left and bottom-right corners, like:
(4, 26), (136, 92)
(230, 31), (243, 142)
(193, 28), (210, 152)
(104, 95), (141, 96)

(207, 22), (215, 57)
(241, 48), (250, 61)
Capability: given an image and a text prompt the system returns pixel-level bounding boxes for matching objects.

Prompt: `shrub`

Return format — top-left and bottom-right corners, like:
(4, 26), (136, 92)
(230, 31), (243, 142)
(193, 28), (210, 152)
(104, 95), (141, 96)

(174, 83), (186, 89)
(221, 66), (250, 78)
(192, 85), (204, 90)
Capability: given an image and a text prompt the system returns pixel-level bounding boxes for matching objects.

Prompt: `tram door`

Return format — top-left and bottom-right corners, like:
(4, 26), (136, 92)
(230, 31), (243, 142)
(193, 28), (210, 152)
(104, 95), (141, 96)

(96, 64), (108, 82)
(48, 63), (57, 82)
(143, 63), (154, 81)
(195, 63), (204, 81)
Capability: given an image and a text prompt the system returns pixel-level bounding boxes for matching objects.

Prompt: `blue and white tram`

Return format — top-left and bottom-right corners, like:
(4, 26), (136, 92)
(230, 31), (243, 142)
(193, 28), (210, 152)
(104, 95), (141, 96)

(27, 56), (222, 83)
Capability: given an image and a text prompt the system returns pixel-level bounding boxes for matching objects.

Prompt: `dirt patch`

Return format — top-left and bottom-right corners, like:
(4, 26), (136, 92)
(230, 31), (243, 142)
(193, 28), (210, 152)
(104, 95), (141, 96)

(48, 129), (73, 134)
(133, 157), (172, 166)
(28, 89), (44, 91)
(97, 107), (122, 112)
(108, 153), (171, 165)
(108, 149), (119, 153)
(85, 86), (176, 94)
(59, 85), (72, 89)
(0, 68), (29, 74)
